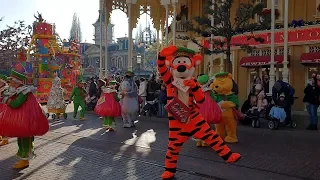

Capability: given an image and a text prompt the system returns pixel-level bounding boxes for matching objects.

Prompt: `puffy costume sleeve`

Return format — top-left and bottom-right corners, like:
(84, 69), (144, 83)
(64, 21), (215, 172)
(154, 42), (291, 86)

(8, 93), (28, 108)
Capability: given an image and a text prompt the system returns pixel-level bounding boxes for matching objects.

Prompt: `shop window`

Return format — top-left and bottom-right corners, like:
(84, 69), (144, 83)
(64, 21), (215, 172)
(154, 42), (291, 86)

(255, 0), (268, 23)
(309, 45), (320, 53)
(255, 0), (282, 23)
(249, 48), (290, 56)
(262, 49), (271, 56)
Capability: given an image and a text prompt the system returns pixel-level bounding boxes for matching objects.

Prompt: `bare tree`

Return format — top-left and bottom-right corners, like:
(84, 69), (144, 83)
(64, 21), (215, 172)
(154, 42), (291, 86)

(0, 18), (31, 74)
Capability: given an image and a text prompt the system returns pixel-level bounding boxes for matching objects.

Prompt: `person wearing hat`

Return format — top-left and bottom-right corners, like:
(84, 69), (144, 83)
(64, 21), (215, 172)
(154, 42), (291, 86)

(272, 80), (295, 125)
(0, 70), (49, 169)
(94, 80), (121, 131)
(70, 80), (87, 120)
(0, 74), (9, 146)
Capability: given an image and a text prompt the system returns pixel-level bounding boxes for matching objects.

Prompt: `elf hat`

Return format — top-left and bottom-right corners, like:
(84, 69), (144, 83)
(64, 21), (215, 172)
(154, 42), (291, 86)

(214, 72), (232, 79)
(0, 74), (8, 83)
(10, 70), (26, 85)
(109, 80), (117, 85)
(77, 80), (86, 84)
(125, 71), (134, 77)
(197, 74), (209, 85)
(280, 93), (285, 97)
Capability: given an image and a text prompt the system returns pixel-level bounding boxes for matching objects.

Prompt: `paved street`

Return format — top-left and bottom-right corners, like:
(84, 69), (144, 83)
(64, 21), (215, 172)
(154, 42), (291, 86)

(1, 105), (320, 180)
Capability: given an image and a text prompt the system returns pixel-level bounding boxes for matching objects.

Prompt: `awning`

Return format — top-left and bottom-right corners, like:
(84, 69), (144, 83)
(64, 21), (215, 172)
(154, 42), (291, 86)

(300, 52), (320, 64)
(240, 55), (290, 67)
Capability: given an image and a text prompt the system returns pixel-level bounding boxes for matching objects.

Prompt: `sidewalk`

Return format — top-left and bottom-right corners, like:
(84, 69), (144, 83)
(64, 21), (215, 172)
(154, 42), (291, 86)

(1, 110), (319, 180)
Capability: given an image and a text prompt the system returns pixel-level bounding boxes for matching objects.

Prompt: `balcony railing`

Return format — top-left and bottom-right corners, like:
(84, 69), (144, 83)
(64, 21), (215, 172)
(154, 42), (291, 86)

(168, 20), (187, 34)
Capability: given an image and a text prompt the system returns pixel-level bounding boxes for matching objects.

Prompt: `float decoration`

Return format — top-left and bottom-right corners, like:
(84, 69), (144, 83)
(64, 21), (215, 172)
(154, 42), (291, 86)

(14, 14), (82, 103)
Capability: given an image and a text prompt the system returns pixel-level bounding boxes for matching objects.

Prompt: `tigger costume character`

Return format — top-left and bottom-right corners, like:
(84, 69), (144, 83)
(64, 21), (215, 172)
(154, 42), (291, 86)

(157, 46), (241, 180)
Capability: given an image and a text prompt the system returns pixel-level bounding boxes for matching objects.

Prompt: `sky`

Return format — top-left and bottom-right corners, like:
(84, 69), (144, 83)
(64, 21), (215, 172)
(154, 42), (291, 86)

(0, 0), (166, 43)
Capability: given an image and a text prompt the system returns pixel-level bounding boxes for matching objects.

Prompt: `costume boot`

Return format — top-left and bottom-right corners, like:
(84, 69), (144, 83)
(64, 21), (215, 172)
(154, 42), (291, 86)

(201, 141), (208, 147)
(0, 139), (8, 146)
(196, 140), (201, 147)
(13, 160), (29, 169)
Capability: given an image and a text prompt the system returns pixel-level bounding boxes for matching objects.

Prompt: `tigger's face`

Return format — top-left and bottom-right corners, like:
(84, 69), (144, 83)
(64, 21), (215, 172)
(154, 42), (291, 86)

(169, 56), (196, 80)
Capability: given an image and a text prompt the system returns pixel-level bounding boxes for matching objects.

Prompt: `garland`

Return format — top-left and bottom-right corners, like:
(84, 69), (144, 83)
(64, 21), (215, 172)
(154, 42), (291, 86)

(233, 19), (319, 35)
(259, 9), (280, 19)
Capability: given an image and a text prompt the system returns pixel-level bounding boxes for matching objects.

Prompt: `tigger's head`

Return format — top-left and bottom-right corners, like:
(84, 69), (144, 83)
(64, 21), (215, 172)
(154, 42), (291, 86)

(164, 47), (202, 80)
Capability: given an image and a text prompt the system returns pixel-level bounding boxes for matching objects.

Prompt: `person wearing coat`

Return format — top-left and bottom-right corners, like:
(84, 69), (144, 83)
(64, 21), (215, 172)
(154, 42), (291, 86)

(303, 77), (320, 130)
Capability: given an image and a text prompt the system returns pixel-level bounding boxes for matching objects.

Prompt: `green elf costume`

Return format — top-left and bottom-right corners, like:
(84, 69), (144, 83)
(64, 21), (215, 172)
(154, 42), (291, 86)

(70, 80), (86, 120)
(6, 71), (35, 169)
(0, 74), (9, 146)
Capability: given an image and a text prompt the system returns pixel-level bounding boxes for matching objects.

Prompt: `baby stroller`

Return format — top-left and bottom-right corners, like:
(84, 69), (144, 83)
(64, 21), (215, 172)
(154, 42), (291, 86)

(250, 96), (273, 128)
(142, 99), (158, 117)
(267, 97), (298, 130)
(86, 95), (98, 111)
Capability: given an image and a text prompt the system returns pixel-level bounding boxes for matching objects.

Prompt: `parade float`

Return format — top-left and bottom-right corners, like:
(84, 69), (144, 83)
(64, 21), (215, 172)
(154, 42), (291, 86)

(12, 14), (82, 104)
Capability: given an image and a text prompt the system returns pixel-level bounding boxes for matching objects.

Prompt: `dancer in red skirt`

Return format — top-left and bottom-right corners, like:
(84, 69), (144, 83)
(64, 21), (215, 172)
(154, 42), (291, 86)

(95, 80), (121, 131)
(0, 70), (49, 169)
(0, 74), (9, 146)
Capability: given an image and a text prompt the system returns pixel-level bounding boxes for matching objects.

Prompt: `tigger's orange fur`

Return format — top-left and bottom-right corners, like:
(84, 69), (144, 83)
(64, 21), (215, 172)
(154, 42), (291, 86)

(158, 46), (241, 180)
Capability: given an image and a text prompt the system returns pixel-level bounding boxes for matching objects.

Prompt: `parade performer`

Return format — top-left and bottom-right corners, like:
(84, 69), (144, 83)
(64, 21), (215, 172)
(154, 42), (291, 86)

(119, 71), (139, 128)
(0, 74), (9, 146)
(47, 71), (66, 119)
(0, 70), (49, 169)
(157, 46), (241, 180)
(194, 74), (222, 147)
(70, 80), (86, 120)
(95, 80), (121, 131)
(210, 72), (240, 143)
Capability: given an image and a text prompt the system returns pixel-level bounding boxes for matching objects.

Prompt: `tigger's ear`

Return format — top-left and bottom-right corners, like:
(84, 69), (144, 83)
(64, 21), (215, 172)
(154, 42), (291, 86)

(165, 60), (171, 66)
(165, 56), (173, 66)
(193, 54), (202, 66)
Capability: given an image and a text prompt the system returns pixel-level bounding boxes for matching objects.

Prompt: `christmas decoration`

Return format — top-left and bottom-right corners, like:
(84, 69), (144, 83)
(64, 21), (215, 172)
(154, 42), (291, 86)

(179, 0), (268, 72)
(46, 74), (67, 120)
(259, 9), (280, 19)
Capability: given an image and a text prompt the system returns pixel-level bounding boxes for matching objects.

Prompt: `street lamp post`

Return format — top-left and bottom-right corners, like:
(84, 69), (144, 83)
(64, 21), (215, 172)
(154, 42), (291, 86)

(269, 0), (276, 94)
(161, 0), (170, 47)
(171, 0), (178, 45)
(126, 0), (137, 71)
(99, 0), (104, 78)
(282, 0), (289, 83)
(209, 0), (215, 77)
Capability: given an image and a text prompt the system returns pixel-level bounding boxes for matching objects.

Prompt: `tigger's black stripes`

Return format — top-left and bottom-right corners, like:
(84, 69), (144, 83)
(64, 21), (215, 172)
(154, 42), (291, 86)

(157, 47), (240, 180)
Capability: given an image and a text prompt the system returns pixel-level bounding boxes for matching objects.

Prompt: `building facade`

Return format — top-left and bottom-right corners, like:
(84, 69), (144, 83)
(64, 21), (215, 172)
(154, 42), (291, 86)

(169, 0), (320, 112)
(92, 15), (114, 46)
